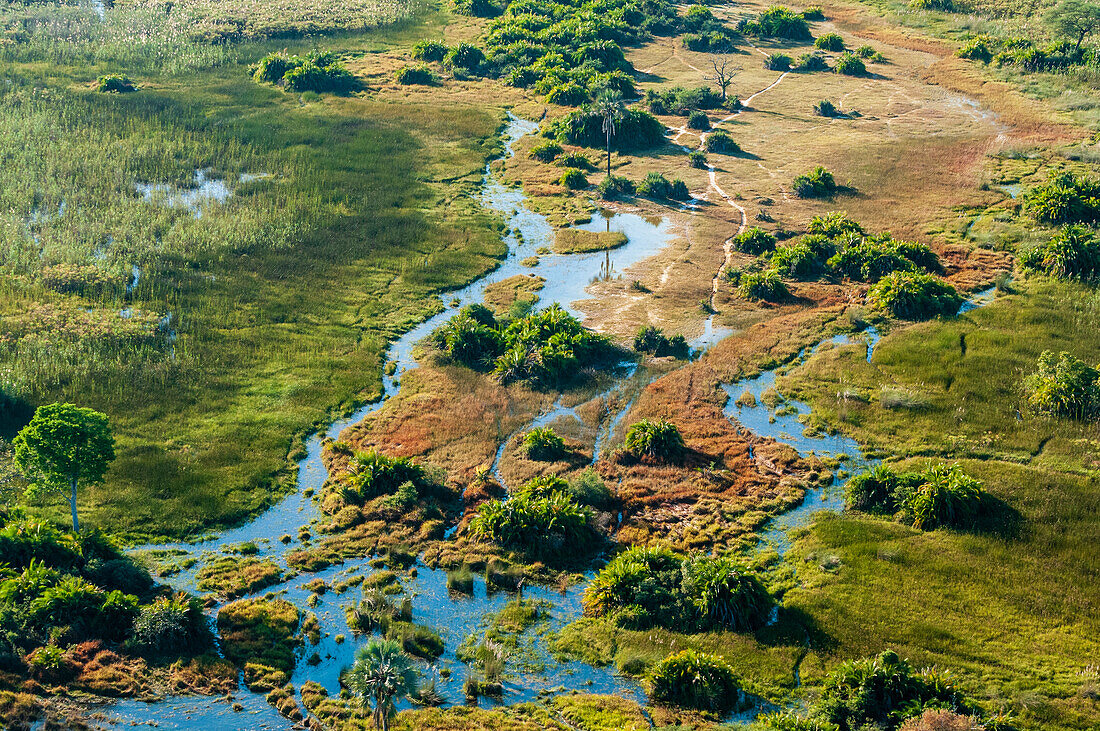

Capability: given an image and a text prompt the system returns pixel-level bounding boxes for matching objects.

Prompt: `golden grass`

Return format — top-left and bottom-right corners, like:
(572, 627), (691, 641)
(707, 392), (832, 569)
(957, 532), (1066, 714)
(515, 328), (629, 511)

(553, 229), (629, 254)
(482, 274), (545, 315)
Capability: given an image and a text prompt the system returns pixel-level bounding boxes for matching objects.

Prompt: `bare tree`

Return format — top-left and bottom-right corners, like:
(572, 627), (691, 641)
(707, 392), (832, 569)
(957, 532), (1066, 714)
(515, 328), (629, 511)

(704, 56), (741, 103)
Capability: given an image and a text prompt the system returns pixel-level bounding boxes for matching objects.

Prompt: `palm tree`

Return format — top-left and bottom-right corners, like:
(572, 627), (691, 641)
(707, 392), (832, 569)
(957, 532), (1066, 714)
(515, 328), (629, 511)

(345, 639), (419, 731)
(594, 87), (625, 178)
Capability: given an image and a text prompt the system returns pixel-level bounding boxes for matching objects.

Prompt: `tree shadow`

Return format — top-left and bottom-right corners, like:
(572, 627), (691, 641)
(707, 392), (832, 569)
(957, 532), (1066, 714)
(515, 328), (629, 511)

(757, 604), (838, 655)
(969, 494), (1027, 541)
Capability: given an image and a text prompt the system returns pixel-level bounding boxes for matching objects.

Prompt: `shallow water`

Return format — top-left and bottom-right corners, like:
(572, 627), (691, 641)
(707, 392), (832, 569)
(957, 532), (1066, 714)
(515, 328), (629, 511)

(135, 170), (263, 219)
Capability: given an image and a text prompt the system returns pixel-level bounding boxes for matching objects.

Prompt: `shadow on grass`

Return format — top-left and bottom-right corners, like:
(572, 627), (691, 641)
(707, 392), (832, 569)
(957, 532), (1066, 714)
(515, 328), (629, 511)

(758, 604), (838, 655)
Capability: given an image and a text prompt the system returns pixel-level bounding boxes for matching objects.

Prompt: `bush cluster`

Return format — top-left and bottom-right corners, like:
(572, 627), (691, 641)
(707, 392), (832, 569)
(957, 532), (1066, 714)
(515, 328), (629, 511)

(649, 649), (741, 711)
(412, 39), (450, 62)
(559, 167), (589, 189)
(582, 546), (771, 631)
(1025, 350), (1100, 419)
(845, 463), (985, 530)
(681, 4), (740, 52)
(432, 303), (613, 385)
(637, 172), (690, 200)
(345, 450), (435, 502)
(645, 85), (723, 115)
(705, 128), (741, 154)
(468, 476), (593, 556)
(634, 326), (689, 358)
(1018, 225), (1100, 280)
(732, 227), (778, 255)
(95, 74), (137, 93)
(739, 6), (814, 40)
(624, 419), (685, 462)
(1023, 170), (1100, 226)
(958, 34), (1098, 73)
(868, 271), (963, 320)
(798, 52), (830, 71)
(834, 52), (867, 75)
(251, 50), (356, 93)
(815, 32), (845, 51)
(792, 165), (838, 197)
(522, 426), (566, 460)
(546, 106), (666, 151)
(764, 52), (793, 71)
(395, 64), (435, 85)
(597, 174), (637, 199)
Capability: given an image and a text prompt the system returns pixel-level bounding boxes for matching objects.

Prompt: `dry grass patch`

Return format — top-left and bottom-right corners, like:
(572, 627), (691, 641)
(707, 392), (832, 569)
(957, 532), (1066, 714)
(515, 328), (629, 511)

(554, 229), (629, 254)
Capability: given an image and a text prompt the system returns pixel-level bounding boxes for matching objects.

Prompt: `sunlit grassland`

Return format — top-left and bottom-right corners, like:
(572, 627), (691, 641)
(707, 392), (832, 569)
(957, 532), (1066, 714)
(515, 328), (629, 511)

(0, 5), (508, 540)
(779, 277), (1100, 471)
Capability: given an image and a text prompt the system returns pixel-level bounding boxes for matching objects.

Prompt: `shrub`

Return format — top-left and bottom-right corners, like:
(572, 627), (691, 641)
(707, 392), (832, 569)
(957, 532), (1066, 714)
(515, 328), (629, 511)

(688, 150), (708, 169)
(546, 82), (589, 106)
(703, 129), (739, 154)
(798, 52), (830, 71)
(808, 211), (865, 238)
(529, 141), (563, 163)
(686, 110), (711, 130)
(1025, 350), (1100, 419)
(649, 650), (740, 711)
(446, 43), (485, 73)
(818, 650), (969, 731)
(634, 326), (689, 358)
(284, 62), (356, 93)
(385, 621), (444, 659)
(568, 469), (613, 507)
(646, 86), (723, 116)
(468, 485), (591, 555)
(868, 272), (963, 320)
(395, 65), (435, 85)
(1023, 170), (1100, 226)
(826, 236), (937, 281)
(96, 75), (137, 93)
(412, 40), (449, 62)
(957, 36), (994, 63)
(814, 99), (840, 116)
(764, 53), (792, 70)
(845, 465), (924, 514)
(834, 52), (867, 75)
(582, 546), (689, 627)
(522, 427), (566, 460)
(905, 464), (984, 530)
(741, 6), (813, 40)
(624, 420), (684, 462)
(792, 166), (837, 198)
(855, 44), (880, 59)
(1017, 225), (1100, 280)
(453, 0), (498, 16)
(739, 269), (789, 301)
(771, 241), (825, 279)
(680, 554), (770, 631)
(548, 108), (665, 152)
(909, 0), (958, 9)
(559, 168), (589, 189)
(637, 172), (678, 199)
(802, 5), (825, 19)
(347, 450), (428, 501)
(31, 576), (138, 642)
(733, 227), (778, 255)
(815, 32), (845, 51)
(129, 594), (208, 655)
(597, 175), (636, 199)
(557, 151), (594, 170)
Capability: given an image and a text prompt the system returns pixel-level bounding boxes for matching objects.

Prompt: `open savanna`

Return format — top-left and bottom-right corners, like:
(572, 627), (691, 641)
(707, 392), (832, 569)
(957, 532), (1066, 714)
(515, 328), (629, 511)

(0, 2), (508, 540)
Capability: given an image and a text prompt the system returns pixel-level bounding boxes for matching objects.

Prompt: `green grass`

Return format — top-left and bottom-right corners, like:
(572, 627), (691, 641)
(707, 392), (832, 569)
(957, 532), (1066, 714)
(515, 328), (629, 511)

(0, 8), (506, 541)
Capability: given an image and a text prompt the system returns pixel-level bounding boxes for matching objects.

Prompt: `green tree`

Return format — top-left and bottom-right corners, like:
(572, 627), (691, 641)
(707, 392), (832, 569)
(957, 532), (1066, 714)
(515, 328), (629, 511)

(344, 639), (419, 731)
(13, 403), (115, 532)
(594, 87), (625, 177)
(1046, 0), (1100, 52)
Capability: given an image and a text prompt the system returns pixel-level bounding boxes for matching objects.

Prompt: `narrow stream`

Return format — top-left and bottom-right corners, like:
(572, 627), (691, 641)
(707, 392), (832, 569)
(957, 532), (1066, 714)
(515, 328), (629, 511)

(104, 112), (1001, 728)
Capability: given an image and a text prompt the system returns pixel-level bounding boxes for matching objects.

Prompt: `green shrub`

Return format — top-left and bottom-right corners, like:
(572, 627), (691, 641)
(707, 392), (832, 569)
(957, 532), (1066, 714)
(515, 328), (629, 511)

(855, 44), (880, 59)
(96, 74), (137, 93)
(649, 649), (741, 711)
(1023, 170), (1100, 226)
(383, 481), (419, 510)
(548, 107), (665, 152)
(557, 151), (594, 170)
(597, 175), (636, 199)
(798, 52), (830, 71)
(252, 52), (296, 83)
(129, 594), (208, 655)
(740, 6), (813, 40)
(764, 53), (792, 70)
(770, 241), (825, 279)
(868, 272), (963, 319)
(733, 227), (778, 255)
(809, 211), (865, 238)
(446, 43), (485, 73)
(634, 326), (689, 358)
(385, 621), (445, 659)
(909, 0), (958, 9)
(469, 483), (591, 555)
(680, 554), (770, 631)
(818, 650), (969, 730)
(583, 546), (688, 628)
(792, 165), (837, 198)
(624, 419), (684, 462)
(687, 110), (710, 130)
(704, 128), (741, 154)
(814, 99), (840, 116)
(802, 5), (825, 19)
(844, 465), (923, 514)
(446, 566), (474, 595)
(905, 463), (984, 530)
(30, 575), (138, 641)
(1018, 225), (1100, 280)
(957, 36), (994, 63)
(453, 0), (499, 16)
(284, 61), (356, 93)
(646, 86), (723, 115)
(412, 40), (449, 62)
(559, 168), (589, 189)
(637, 172), (689, 200)
(834, 52), (867, 75)
(688, 150), (708, 169)
(568, 469), (613, 507)
(347, 450), (428, 501)
(522, 427), (566, 460)
(826, 236), (937, 281)
(815, 32), (845, 51)
(395, 65), (435, 85)
(546, 82), (589, 106)
(740, 269), (789, 301)
(1025, 350), (1100, 419)
(529, 141), (564, 163)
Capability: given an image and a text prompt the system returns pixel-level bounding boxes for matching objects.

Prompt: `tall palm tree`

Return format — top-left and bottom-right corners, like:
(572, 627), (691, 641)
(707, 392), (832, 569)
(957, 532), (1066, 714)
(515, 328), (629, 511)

(345, 639), (419, 731)
(594, 87), (625, 178)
